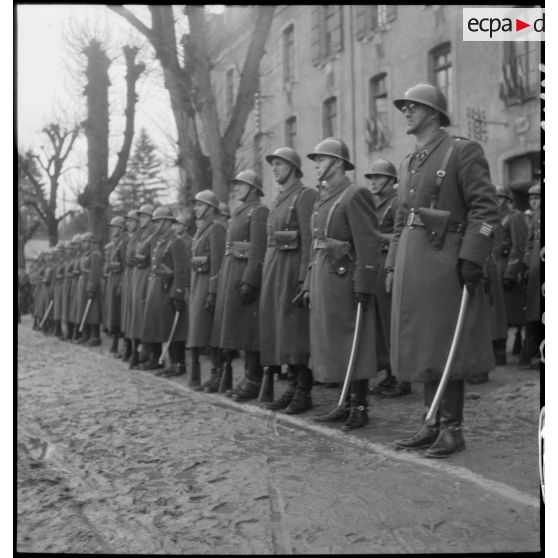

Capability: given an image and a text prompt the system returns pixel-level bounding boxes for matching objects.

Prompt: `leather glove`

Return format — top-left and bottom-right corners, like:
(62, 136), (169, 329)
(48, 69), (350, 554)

(502, 277), (517, 291)
(385, 270), (394, 294)
(172, 298), (186, 312)
(458, 259), (483, 294)
(239, 283), (258, 305)
(354, 292), (371, 307)
(205, 292), (216, 310)
(87, 290), (95, 300)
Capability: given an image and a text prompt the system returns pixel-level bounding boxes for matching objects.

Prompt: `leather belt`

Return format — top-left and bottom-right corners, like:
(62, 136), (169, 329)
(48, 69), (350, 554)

(312, 238), (327, 250)
(267, 237), (277, 247)
(406, 212), (464, 233)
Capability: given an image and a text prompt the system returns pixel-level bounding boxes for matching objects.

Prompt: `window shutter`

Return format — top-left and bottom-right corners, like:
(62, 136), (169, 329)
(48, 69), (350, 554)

(311, 6), (323, 66)
(386, 5), (397, 23)
(331, 6), (344, 53)
(355, 6), (370, 39)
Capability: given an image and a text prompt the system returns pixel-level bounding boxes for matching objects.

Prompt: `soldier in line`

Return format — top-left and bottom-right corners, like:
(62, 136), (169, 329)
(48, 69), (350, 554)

(364, 159), (411, 398)
(70, 236), (85, 342)
(61, 235), (81, 341)
(119, 210), (140, 361)
(102, 240), (114, 333)
(521, 182), (541, 369)
(496, 184), (528, 365)
(304, 138), (383, 431)
(51, 243), (67, 338)
(76, 232), (104, 346)
(141, 207), (189, 376)
(39, 250), (55, 335)
(105, 217), (127, 355)
(387, 83), (499, 458)
(259, 147), (317, 414)
(187, 190), (227, 388)
(212, 170), (270, 402)
(129, 204), (156, 369)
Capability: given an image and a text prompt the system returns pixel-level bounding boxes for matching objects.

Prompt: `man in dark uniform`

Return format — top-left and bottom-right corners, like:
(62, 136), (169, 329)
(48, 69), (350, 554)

(105, 216), (127, 355)
(61, 235), (80, 341)
(364, 159), (411, 398)
(141, 207), (189, 375)
(102, 240), (114, 333)
(70, 235), (85, 342)
(521, 182), (541, 369)
(212, 170), (269, 402)
(52, 243), (66, 338)
(186, 190), (227, 387)
(386, 83), (500, 457)
(119, 210), (140, 360)
(303, 138), (383, 431)
(39, 250), (55, 335)
(76, 232), (104, 346)
(259, 147), (317, 414)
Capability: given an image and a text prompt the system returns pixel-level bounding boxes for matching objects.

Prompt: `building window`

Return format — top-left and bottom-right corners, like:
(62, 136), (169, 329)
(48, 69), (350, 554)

(323, 97), (337, 137)
(285, 117), (297, 150)
(429, 43), (452, 114)
(311, 6), (343, 66)
(226, 68), (234, 119)
(355, 6), (397, 40)
(283, 24), (295, 83)
(500, 42), (540, 105)
(366, 73), (389, 151)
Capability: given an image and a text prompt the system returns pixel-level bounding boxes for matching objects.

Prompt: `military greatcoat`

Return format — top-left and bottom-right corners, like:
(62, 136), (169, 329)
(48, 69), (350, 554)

(69, 254), (83, 324)
(141, 229), (190, 343)
(62, 255), (75, 324)
(372, 190), (399, 371)
(524, 208), (541, 323)
(306, 176), (382, 382)
(36, 263), (53, 321)
(212, 199), (269, 351)
(129, 225), (155, 340)
(259, 181), (317, 365)
(105, 236), (127, 332)
(487, 225), (508, 341)
(76, 247), (103, 325)
(121, 229), (140, 338)
(386, 130), (500, 383)
(52, 259), (66, 321)
(187, 217), (226, 348)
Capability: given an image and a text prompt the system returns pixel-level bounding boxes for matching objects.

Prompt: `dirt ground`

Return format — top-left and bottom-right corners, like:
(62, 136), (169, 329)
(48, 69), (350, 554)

(17, 317), (541, 554)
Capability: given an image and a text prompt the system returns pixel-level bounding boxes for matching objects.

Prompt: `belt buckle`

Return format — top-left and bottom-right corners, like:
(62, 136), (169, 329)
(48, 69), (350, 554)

(408, 211), (416, 227)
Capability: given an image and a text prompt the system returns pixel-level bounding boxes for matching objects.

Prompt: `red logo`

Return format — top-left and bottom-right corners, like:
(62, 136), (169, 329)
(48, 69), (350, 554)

(516, 18), (530, 32)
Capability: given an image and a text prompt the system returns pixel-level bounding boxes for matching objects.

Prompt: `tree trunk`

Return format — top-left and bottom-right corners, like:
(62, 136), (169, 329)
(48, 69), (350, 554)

(47, 217), (59, 247)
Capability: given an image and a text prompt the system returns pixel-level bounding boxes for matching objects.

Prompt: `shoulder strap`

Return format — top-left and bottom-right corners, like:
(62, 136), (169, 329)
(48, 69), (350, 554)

(324, 187), (351, 237)
(285, 188), (302, 230)
(430, 139), (456, 209)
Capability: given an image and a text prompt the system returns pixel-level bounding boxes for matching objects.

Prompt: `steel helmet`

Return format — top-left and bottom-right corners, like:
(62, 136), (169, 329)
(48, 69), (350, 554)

(231, 169), (264, 195)
(174, 214), (189, 226)
(307, 137), (354, 170)
(265, 147), (303, 177)
(104, 241), (114, 250)
(151, 206), (176, 221)
(81, 232), (97, 242)
(393, 83), (450, 127)
(138, 203), (155, 216)
(71, 234), (82, 245)
(194, 189), (220, 210)
(528, 183), (541, 196)
(219, 202), (231, 218)
(126, 209), (139, 222)
(495, 184), (513, 200)
(364, 158), (398, 180)
(109, 216), (126, 228)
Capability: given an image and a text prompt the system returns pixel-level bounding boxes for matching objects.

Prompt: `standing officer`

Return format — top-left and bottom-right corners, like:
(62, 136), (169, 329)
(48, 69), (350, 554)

(102, 240), (114, 333)
(76, 232), (104, 346)
(521, 182), (541, 368)
(61, 236), (80, 341)
(260, 147), (317, 414)
(141, 207), (189, 375)
(387, 83), (500, 457)
(70, 235), (85, 342)
(105, 216), (127, 355)
(364, 159), (411, 398)
(187, 190), (227, 388)
(496, 184), (528, 364)
(212, 170), (269, 402)
(129, 204), (156, 369)
(52, 243), (66, 338)
(304, 137), (382, 431)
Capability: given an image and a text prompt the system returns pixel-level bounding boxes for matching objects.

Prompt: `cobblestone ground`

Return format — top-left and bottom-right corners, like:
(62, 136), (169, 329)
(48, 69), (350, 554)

(17, 317), (541, 554)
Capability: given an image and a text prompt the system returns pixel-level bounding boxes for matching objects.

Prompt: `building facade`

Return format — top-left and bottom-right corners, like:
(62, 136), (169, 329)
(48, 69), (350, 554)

(208, 5), (541, 208)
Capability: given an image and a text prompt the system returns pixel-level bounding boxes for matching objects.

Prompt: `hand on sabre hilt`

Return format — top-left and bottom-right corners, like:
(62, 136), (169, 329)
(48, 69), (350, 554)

(87, 290), (95, 300)
(385, 270), (394, 294)
(204, 292), (216, 310)
(458, 259), (483, 295)
(290, 281), (305, 307)
(354, 292), (370, 307)
(172, 298), (186, 312)
(239, 283), (258, 305)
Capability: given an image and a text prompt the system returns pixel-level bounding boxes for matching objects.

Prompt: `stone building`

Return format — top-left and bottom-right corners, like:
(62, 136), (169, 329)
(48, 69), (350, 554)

(207, 5), (541, 208)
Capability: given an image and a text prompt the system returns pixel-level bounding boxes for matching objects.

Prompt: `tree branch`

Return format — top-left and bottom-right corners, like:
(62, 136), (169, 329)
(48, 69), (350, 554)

(108, 6), (154, 42)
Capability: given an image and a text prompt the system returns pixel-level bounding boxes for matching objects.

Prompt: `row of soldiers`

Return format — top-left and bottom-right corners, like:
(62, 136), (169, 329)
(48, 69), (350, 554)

(23, 83), (542, 458)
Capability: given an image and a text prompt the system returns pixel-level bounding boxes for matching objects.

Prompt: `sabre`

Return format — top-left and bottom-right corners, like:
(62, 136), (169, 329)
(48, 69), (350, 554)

(39, 299), (54, 328)
(337, 302), (364, 408)
(425, 287), (470, 425)
(159, 310), (180, 365)
(79, 298), (93, 333)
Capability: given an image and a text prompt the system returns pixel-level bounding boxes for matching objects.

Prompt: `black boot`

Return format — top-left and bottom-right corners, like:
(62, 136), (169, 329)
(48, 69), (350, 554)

(88, 324), (101, 346)
(467, 371), (489, 385)
(109, 333), (119, 354)
(313, 404), (350, 422)
(512, 327), (523, 355)
(285, 365), (313, 414)
(64, 322), (74, 341)
(232, 379), (261, 402)
(381, 381), (412, 397)
(139, 343), (162, 370)
(77, 324), (91, 344)
(55, 321), (63, 339)
(493, 338), (507, 365)
(268, 388), (295, 411)
(258, 367), (275, 402)
(204, 368), (223, 393)
(425, 380), (465, 458)
(121, 338), (132, 361)
(218, 350), (233, 394)
(189, 348), (201, 388)
(394, 380), (439, 449)
(233, 351), (262, 402)
(341, 380), (369, 431)
(129, 339), (140, 369)
(138, 344), (150, 364)
(369, 371), (395, 395)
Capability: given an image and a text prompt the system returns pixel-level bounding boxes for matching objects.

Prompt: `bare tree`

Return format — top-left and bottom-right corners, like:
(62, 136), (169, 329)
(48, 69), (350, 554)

(76, 40), (144, 246)
(18, 122), (80, 248)
(109, 5), (275, 201)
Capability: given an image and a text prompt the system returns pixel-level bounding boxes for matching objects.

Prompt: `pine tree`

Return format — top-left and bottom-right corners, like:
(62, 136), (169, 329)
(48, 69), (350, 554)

(114, 127), (167, 212)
